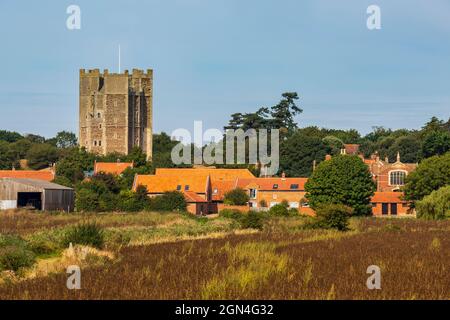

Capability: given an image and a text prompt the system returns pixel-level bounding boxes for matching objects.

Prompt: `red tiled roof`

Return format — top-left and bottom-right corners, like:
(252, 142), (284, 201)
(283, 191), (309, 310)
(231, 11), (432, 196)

(155, 168), (255, 181)
(183, 191), (208, 203)
(94, 162), (133, 175)
(133, 175), (208, 194)
(344, 144), (360, 155)
(211, 180), (236, 201)
(236, 177), (308, 191)
(371, 192), (406, 203)
(0, 170), (54, 182)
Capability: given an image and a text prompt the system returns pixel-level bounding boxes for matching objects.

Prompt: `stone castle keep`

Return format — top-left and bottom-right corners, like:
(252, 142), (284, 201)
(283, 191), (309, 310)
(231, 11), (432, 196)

(79, 68), (153, 160)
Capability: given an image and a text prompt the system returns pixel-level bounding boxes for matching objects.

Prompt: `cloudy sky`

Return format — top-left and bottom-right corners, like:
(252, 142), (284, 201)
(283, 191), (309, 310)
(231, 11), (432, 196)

(0, 0), (449, 138)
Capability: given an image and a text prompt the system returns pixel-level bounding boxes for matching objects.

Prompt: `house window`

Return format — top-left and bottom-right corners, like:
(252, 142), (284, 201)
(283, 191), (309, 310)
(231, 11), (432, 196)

(273, 184), (278, 189)
(382, 203), (389, 215)
(290, 184), (299, 190)
(249, 189), (257, 199)
(213, 188), (218, 194)
(389, 171), (406, 186)
(185, 185), (189, 191)
(176, 185), (181, 191)
(390, 203), (398, 215)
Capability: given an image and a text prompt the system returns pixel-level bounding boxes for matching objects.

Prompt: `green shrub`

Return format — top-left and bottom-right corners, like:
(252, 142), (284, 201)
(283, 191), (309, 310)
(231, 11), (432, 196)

(62, 222), (104, 249)
(219, 209), (243, 220)
(0, 246), (36, 272)
(75, 188), (100, 212)
(310, 204), (353, 231)
(149, 191), (187, 212)
(259, 199), (268, 208)
(280, 199), (289, 208)
(416, 185), (450, 220)
(288, 208), (299, 216)
(269, 204), (289, 216)
(223, 188), (249, 205)
(28, 238), (59, 256)
(240, 211), (266, 230)
(0, 234), (28, 248)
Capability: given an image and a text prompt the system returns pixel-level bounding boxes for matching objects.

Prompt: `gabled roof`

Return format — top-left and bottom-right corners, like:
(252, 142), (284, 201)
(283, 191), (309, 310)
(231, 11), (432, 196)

(371, 192), (406, 203)
(0, 170), (54, 182)
(155, 168), (255, 181)
(236, 177), (308, 191)
(211, 180), (236, 201)
(133, 175), (209, 194)
(94, 162), (133, 175)
(183, 191), (208, 203)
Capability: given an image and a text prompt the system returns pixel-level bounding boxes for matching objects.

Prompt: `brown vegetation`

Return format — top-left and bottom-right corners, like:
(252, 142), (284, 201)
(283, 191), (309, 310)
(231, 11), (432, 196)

(0, 217), (448, 299)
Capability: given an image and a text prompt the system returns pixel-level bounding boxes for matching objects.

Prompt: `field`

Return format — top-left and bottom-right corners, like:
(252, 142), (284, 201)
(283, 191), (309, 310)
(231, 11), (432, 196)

(0, 210), (448, 299)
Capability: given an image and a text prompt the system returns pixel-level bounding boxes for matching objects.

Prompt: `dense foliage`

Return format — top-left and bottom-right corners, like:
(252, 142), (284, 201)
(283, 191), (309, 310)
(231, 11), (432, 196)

(415, 185), (450, 220)
(305, 155), (376, 215)
(223, 188), (249, 205)
(403, 152), (450, 202)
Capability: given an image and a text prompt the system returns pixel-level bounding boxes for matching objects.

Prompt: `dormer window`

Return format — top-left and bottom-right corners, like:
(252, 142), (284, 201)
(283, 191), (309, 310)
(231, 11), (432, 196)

(273, 184), (278, 189)
(290, 184), (299, 190)
(185, 185), (189, 191)
(176, 185), (181, 191)
(213, 188), (218, 194)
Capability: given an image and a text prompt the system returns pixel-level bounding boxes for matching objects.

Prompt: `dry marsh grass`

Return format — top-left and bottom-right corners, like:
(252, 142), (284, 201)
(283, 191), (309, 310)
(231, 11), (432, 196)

(0, 217), (448, 300)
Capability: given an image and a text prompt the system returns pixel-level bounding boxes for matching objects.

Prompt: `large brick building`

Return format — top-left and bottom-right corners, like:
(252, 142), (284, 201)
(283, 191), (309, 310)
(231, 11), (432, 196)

(79, 69), (153, 159)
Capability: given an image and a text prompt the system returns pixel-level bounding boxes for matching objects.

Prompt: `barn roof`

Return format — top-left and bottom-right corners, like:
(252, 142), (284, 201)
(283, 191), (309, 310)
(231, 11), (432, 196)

(0, 170), (54, 181)
(0, 178), (73, 190)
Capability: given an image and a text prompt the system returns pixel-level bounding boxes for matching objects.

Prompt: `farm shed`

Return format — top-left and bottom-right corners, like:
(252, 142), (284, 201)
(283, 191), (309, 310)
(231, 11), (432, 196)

(0, 178), (74, 212)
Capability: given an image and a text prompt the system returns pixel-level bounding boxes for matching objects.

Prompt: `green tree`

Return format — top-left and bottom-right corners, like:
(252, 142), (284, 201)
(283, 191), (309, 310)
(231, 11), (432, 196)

(223, 188), (249, 205)
(54, 131), (78, 149)
(322, 135), (344, 155)
(403, 152), (450, 202)
(416, 185), (450, 220)
(0, 130), (23, 143)
(421, 131), (450, 158)
(305, 155), (376, 215)
(387, 135), (422, 163)
(280, 132), (329, 177)
(269, 204), (289, 216)
(269, 92), (302, 134)
(26, 143), (58, 170)
(149, 191), (187, 212)
(55, 147), (96, 186)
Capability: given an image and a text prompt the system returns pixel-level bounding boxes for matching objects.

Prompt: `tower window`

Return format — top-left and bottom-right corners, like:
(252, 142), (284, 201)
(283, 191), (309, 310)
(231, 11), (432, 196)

(97, 113), (101, 118)
(98, 141), (102, 146)
(93, 140), (97, 146)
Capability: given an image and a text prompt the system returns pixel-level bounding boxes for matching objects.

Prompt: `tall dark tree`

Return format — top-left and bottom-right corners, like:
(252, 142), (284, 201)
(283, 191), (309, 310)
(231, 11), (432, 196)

(269, 92), (302, 134)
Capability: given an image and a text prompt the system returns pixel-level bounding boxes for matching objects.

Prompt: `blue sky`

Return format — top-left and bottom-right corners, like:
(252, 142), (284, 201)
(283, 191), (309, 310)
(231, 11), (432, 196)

(0, 0), (449, 138)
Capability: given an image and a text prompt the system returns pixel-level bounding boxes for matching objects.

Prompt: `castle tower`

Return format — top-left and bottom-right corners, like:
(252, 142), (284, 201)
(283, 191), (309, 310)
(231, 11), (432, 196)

(79, 68), (153, 160)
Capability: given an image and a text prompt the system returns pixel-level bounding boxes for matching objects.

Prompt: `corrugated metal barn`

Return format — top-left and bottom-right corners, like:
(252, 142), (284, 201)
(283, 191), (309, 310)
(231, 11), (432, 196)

(0, 178), (74, 212)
